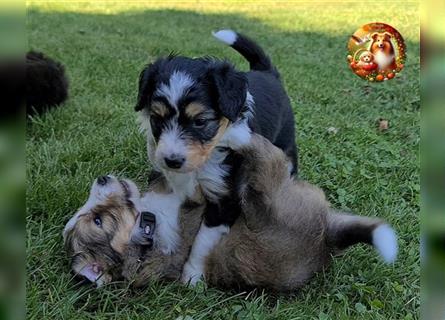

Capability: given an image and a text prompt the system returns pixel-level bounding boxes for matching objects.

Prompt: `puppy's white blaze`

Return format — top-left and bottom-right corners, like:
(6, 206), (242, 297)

(156, 121), (187, 162)
(181, 223), (230, 285)
(156, 70), (193, 107)
(138, 191), (182, 254)
(372, 224), (398, 263)
(212, 29), (237, 46)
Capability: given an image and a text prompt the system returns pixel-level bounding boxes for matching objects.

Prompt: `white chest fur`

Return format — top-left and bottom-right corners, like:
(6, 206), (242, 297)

(374, 51), (394, 70)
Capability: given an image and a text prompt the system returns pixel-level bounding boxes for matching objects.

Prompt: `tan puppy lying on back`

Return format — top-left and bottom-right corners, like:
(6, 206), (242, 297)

(64, 134), (397, 291)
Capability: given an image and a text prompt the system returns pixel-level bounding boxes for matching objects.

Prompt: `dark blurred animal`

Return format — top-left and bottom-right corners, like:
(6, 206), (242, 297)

(26, 51), (69, 116)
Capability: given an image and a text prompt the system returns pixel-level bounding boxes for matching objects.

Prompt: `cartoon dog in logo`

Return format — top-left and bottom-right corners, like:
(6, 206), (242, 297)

(348, 50), (377, 77)
(370, 32), (397, 72)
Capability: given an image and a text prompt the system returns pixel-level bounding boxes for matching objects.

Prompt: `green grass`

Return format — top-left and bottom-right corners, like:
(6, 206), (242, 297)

(26, 1), (420, 319)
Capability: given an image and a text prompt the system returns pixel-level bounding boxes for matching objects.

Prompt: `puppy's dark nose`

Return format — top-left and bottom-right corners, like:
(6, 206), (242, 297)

(97, 175), (109, 185)
(164, 155), (185, 169)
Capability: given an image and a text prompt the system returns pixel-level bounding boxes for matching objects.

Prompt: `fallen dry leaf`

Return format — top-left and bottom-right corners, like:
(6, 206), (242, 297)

(327, 127), (338, 135)
(378, 119), (389, 131)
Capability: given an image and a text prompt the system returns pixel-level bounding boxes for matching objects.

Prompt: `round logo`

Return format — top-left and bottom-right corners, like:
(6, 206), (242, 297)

(347, 22), (406, 82)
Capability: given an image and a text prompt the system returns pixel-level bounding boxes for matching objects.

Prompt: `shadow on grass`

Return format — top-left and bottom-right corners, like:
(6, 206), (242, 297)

(26, 7), (420, 106)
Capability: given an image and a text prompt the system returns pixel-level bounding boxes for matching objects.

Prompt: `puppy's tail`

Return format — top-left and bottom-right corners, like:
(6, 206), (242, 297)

(212, 29), (278, 76)
(326, 210), (398, 263)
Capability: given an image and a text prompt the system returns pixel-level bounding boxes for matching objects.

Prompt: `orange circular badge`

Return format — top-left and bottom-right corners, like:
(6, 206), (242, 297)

(347, 22), (406, 82)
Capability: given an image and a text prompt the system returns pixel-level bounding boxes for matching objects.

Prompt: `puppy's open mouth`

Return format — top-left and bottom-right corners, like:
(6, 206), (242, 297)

(119, 180), (131, 198)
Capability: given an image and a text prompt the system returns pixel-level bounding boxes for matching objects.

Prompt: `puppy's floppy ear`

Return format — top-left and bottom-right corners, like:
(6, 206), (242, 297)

(371, 32), (379, 41)
(135, 63), (159, 112)
(208, 62), (247, 122)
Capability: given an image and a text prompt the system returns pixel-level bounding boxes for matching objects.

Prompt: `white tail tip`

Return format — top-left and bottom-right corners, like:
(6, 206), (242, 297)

(212, 29), (237, 46)
(372, 224), (398, 263)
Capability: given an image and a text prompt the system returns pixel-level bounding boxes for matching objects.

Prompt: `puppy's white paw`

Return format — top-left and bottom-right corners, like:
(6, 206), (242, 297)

(219, 122), (252, 150)
(181, 261), (203, 286)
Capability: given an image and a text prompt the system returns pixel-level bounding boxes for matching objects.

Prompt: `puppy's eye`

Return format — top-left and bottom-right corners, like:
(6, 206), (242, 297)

(193, 118), (207, 128)
(93, 216), (102, 227)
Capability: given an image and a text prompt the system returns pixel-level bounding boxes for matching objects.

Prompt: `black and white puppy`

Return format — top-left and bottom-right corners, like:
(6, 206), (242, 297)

(135, 30), (297, 284)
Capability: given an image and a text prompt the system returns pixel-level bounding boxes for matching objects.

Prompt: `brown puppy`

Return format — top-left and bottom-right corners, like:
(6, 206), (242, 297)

(63, 177), (140, 286)
(64, 135), (397, 291)
(370, 32), (397, 71)
(183, 135), (397, 291)
(63, 174), (204, 286)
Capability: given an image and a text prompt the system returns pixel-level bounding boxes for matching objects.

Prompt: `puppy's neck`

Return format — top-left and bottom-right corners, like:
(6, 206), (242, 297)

(162, 170), (198, 201)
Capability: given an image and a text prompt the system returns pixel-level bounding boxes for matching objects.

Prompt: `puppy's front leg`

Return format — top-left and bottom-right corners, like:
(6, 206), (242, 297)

(181, 223), (229, 285)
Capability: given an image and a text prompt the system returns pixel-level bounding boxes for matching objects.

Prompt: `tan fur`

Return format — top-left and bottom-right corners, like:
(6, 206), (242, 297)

(111, 210), (137, 254)
(185, 102), (206, 118)
(204, 136), (331, 291)
(65, 197), (138, 283)
(203, 135), (384, 291)
(184, 118), (229, 169)
(150, 102), (169, 117)
(185, 142), (214, 170)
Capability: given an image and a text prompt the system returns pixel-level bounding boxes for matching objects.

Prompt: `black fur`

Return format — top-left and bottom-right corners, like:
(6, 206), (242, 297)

(221, 32), (298, 172)
(204, 151), (244, 227)
(0, 58), (24, 116)
(228, 32), (278, 76)
(331, 221), (378, 250)
(246, 70), (298, 172)
(207, 62), (247, 122)
(26, 51), (69, 116)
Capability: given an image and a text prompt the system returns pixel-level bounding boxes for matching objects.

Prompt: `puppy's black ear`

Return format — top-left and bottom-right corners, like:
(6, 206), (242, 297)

(135, 63), (158, 112)
(209, 63), (247, 122)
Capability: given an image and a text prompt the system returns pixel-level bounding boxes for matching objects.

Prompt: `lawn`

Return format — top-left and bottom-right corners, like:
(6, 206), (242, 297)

(26, 1), (420, 319)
